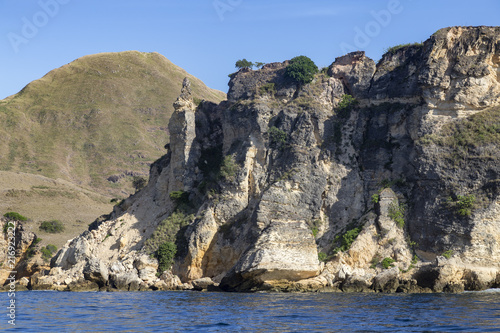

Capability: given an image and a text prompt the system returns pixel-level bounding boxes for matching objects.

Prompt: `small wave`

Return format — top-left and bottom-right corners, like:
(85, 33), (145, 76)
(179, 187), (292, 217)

(464, 288), (500, 293)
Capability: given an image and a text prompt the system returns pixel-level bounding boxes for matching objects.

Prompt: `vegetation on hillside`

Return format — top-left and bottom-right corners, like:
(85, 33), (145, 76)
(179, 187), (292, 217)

(268, 126), (288, 148)
(421, 107), (500, 149)
(3, 212), (28, 221)
(219, 155), (238, 182)
(332, 226), (362, 255)
(336, 94), (359, 118)
(0, 51), (225, 196)
(447, 194), (476, 216)
(157, 241), (177, 274)
(285, 56), (318, 85)
(235, 59), (265, 70)
(41, 244), (58, 262)
(384, 42), (423, 55)
(142, 211), (192, 255)
(39, 220), (65, 233)
(419, 107), (500, 165)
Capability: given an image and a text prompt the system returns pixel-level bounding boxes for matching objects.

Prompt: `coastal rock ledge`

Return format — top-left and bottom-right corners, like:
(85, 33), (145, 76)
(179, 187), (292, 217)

(5, 26), (500, 293)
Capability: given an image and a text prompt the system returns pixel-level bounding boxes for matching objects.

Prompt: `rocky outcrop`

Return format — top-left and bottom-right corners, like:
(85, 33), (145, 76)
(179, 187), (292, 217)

(22, 26), (500, 293)
(0, 220), (50, 288)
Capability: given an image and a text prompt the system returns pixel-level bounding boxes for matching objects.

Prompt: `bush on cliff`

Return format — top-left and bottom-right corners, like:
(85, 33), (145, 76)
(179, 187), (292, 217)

(285, 56), (318, 85)
(419, 106), (500, 158)
(169, 191), (193, 212)
(41, 244), (58, 262)
(336, 94), (358, 118)
(219, 155), (238, 182)
(132, 176), (147, 192)
(268, 126), (288, 148)
(447, 194), (476, 216)
(332, 226), (361, 254)
(3, 212), (28, 221)
(235, 59), (253, 69)
(384, 42), (423, 55)
(388, 201), (405, 228)
(157, 241), (177, 273)
(143, 211), (191, 254)
(382, 257), (395, 269)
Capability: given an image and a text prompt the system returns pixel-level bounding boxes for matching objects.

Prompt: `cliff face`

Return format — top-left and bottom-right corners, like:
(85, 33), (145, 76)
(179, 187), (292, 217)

(38, 26), (500, 292)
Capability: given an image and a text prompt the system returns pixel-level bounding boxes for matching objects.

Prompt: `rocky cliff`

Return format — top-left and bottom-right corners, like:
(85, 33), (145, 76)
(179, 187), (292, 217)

(22, 26), (500, 292)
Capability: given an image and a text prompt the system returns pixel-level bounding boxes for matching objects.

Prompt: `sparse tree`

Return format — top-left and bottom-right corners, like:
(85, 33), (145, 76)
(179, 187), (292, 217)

(235, 59), (254, 69)
(132, 176), (147, 192)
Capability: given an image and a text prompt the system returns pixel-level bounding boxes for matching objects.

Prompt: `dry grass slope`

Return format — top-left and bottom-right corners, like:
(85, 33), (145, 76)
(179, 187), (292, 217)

(0, 51), (226, 196)
(0, 171), (113, 249)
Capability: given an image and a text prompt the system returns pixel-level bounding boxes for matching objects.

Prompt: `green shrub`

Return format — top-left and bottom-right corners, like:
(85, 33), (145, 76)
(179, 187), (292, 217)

(370, 255), (381, 269)
(3, 222), (12, 234)
(384, 42), (423, 55)
(442, 250), (453, 259)
(3, 212), (28, 221)
(169, 191), (189, 205)
(285, 55), (318, 85)
(39, 220), (64, 233)
(157, 241), (177, 273)
(40, 244), (58, 262)
(448, 195), (476, 216)
(371, 194), (380, 204)
(336, 94), (358, 118)
(219, 155), (238, 182)
(25, 247), (35, 259)
(332, 226), (361, 254)
(259, 83), (276, 96)
(318, 252), (328, 262)
(132, 176), (147, 192)
(268, 126), (288, 148)
(307, 219), (322, 238)
(388, 201), (405, 228)
(457, 195), (476, 216)
(382, 257), (395, 269)
(143, 211), (191, 254)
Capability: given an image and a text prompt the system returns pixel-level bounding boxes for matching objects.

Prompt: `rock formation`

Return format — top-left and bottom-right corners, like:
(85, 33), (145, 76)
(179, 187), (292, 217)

(16, 26), (500, 292)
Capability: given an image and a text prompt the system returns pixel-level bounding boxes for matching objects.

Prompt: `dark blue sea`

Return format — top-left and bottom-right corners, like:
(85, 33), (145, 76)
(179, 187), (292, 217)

(1, 290), (500, 332)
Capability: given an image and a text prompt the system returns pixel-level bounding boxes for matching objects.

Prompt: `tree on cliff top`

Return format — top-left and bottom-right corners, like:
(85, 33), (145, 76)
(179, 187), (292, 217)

(235, 59), (254, 69)
(285, 55), (318, 85)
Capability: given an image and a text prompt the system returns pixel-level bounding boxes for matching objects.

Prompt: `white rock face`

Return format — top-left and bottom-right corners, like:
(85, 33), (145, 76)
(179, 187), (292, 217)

(234, 221), (319, 283)
(42, 27), (500, 293)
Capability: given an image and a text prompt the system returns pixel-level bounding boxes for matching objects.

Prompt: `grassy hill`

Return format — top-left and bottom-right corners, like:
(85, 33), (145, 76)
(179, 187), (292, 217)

(0, 51), (226, 196)
(0, 171), (113, 249)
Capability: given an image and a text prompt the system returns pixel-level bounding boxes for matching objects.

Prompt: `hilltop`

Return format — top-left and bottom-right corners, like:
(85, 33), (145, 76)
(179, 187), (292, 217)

(0, 51), (226, 196)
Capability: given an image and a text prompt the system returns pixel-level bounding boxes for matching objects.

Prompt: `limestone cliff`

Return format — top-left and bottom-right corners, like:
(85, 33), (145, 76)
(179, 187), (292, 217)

(32, 26), (500, 292)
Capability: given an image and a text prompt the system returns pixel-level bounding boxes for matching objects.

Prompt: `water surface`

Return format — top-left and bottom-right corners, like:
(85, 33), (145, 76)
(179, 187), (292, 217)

(2, 290), (499, 332)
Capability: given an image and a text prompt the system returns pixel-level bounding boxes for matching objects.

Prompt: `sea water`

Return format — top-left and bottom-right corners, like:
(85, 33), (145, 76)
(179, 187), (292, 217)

(1, 290), (500, 332)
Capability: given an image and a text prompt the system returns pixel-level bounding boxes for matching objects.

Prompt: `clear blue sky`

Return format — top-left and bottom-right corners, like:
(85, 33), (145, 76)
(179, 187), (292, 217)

(1, 0), (499, 99)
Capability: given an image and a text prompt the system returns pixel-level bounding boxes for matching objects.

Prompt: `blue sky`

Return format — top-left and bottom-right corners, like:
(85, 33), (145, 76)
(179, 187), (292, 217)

(0, 0), (499, 99)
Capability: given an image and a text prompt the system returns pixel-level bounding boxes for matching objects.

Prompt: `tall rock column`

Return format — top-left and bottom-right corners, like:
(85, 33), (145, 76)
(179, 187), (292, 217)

(168, 78), (198, 192)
